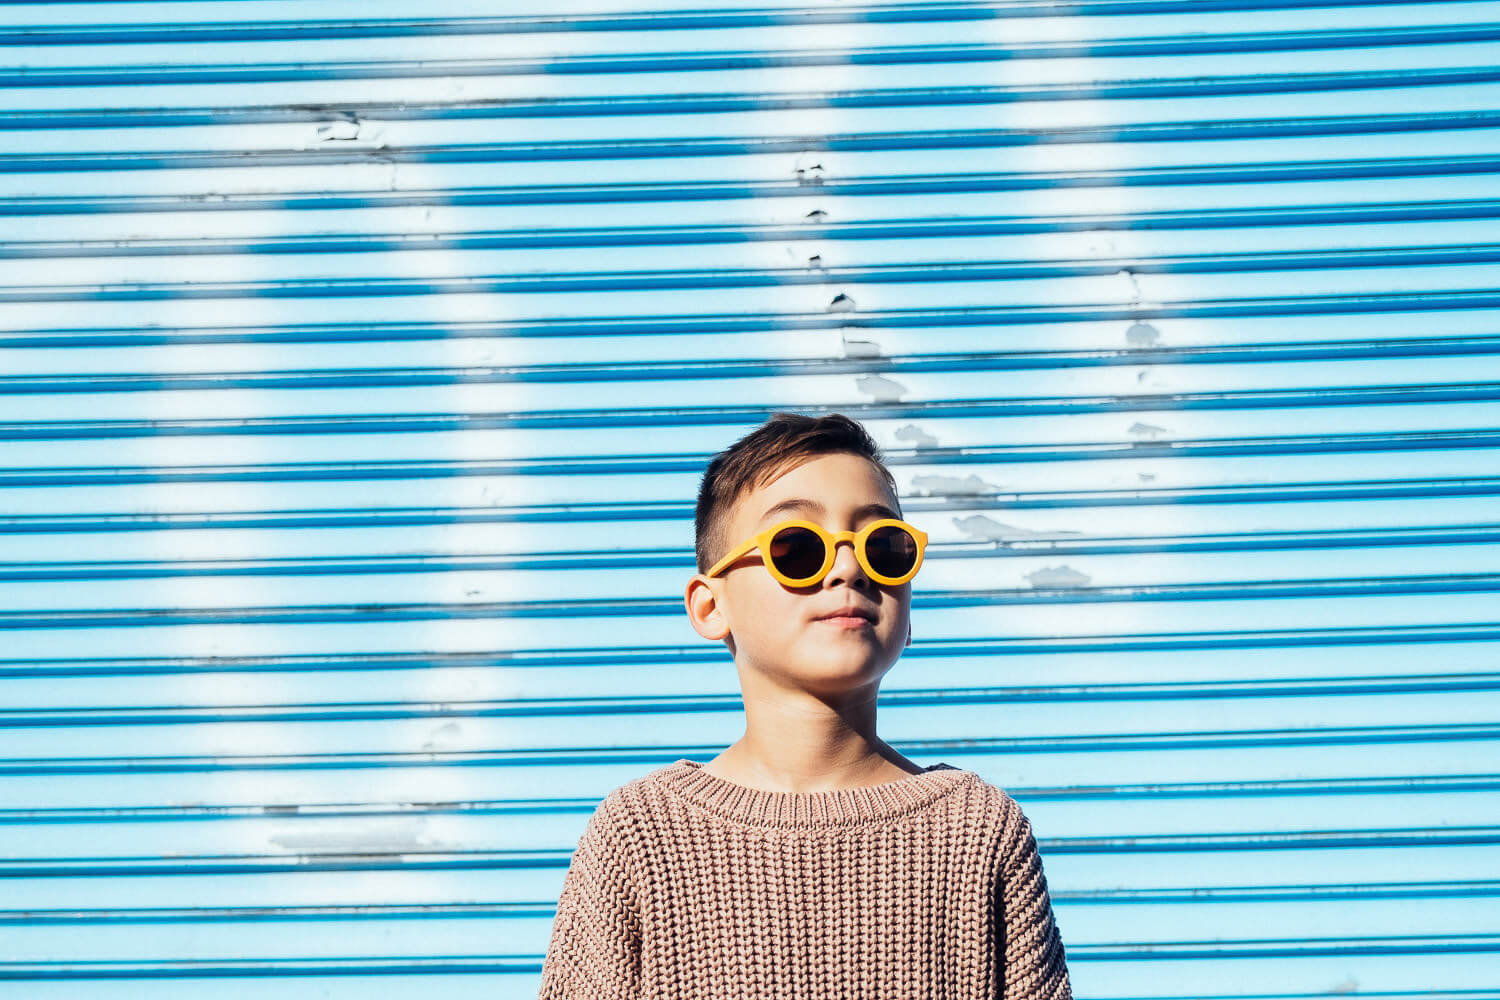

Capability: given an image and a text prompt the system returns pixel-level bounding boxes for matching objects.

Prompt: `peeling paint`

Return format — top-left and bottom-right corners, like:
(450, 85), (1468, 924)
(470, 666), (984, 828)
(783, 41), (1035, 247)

(894, 424), (939, 449)
(795, 162), (826, 186)
(910, 473), (1001, 497)
(953, 514), (1081, 544)
(804, 209), (829, 223)
(826, 292), (856, 312)
(1125, 321), (1161, 347)
(1025, 565), (1093, 589)
(1128, 421), (1169, 440)
(855, 373), (905, 402)
(840, 331), (881, 358)
(315, 118), (361, 142)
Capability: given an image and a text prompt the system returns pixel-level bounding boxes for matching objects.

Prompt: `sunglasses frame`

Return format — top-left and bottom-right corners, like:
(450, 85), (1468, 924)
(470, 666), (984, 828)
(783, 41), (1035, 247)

(706, 517), (928, 587)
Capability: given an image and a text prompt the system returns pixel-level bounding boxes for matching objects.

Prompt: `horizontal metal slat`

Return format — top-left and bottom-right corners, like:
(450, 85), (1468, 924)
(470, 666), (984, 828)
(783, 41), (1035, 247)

(8, 111), (1500, 174)
(3, 572), (1500, 627)
(1, 477), (1494, 535)
(0, 624), (1494, 677)
(10, 289), (1500, 347)
(0, 524), (1495, 586)
(2, 154), (1496, 216)
(7, 66), (1500, 131)
(9, 878), (1491, 923)
(2, 725), (1497, 775)
(0, 881), (1488, 941)
(8, 938), (1490, 980)
(1072, 933), (1500, 959)
(3, 0), (1474, 47)
(6, 385), (1499, 441)
(4, 773), (1497, 825)
(5, 428), (1500, 487)
(7, 672), (1499, 726)
(2, 827), (1497, 877)
(7, 23), (1498, 89)
(10, 238), (1500, 284)
(5, 336), (1498, 395)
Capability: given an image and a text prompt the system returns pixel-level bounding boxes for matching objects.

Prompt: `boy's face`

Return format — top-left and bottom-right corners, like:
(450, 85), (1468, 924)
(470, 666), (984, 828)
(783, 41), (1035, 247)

(686, 451), (913, 693)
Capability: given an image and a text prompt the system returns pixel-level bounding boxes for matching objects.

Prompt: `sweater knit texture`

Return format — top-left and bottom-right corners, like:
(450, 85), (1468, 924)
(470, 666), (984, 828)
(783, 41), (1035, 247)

(538, 758), (1071, 999)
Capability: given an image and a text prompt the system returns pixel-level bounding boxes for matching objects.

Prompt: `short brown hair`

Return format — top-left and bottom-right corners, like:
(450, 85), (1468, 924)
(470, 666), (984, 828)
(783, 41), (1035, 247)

(694, 412), (900, 574)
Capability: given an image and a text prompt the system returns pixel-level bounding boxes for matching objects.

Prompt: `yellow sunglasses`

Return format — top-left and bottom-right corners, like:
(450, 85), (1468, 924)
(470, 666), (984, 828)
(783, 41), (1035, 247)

(706, 518), (928, 587)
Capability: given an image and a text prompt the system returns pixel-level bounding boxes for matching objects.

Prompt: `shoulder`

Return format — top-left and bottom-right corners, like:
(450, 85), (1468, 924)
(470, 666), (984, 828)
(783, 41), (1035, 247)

(944, 769), (1045, 860)
(949, 766), (1024, 817)
(576, 764), (678, 845)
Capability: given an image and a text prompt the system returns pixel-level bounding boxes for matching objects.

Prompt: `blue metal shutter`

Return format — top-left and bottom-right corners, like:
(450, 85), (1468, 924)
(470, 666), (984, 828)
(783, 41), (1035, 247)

(1, 2), (1498, 996)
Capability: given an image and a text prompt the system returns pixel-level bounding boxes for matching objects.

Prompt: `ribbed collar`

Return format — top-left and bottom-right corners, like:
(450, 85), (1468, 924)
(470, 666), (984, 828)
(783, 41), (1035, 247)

(654, 757), (974, 828)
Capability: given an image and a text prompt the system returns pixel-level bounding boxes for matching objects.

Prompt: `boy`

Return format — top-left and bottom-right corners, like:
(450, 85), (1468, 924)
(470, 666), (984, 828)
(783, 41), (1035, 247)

(538, 412), (1072, 999)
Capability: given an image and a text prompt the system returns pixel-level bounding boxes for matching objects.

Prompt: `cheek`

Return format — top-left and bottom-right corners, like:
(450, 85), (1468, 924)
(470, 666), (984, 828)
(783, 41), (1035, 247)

(732, 580), (802, 638)
(884, 596), (912, 637)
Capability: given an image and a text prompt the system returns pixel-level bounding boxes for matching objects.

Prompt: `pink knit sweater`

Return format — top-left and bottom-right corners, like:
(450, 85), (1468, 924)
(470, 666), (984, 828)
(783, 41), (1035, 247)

(538, 758), (1071, 999)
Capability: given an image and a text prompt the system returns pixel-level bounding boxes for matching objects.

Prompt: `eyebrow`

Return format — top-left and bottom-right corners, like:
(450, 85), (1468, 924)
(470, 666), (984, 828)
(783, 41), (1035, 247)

(757, 497), (901, 526)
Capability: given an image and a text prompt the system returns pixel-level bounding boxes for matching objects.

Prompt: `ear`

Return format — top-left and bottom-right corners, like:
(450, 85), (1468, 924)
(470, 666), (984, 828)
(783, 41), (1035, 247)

(685, 574), (731, 641)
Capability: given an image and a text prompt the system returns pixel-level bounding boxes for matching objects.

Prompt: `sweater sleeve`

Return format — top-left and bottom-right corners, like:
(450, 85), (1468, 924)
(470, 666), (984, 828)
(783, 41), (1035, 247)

(997, 798), (1072, 1000)
(537, 794), (642, 1000)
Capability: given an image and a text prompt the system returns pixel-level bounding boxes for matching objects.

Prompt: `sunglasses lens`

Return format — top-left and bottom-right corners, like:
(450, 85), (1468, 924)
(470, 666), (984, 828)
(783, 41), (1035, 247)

(865, 524), (919, 578)
(767, 525), (827, 580)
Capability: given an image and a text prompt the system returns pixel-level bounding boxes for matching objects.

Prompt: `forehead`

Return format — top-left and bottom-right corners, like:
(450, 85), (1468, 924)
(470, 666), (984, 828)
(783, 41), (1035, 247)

(731, 452), (899, 532)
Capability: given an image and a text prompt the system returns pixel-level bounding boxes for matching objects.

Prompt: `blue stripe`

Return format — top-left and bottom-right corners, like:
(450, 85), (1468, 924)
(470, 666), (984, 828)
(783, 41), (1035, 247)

(1, 727), (1496, 774)
(1, 525), (1495, 579)
(4, 154), (1498, 216)
(2, 572), (1499, 628)
(1073, 933), (1500, 960)
(8, 112), (1500, 172)
(15, 944), (1497, 981)
(9, 239), (1500, 283)
(0, 829), (1493, 875)
(1, 623), (1496, 677)
(8, 674), (1500, 727)
(6, 65), (1498, 130)
(1060, 880), (1500, 903)
(0, 1), (1452, 45)
(2, 428), (1499, 488)
(0, 343), (1493, 394)
(0, 904), (535, 924)
(13, 210), (1500, 261)
(3, 774), (1493, 824)
(2, 944), (1496, 979)
(6, 336), (1499, 393)
(8, 288), (1500, 348)
(4, 24), (1497, 87)
(3, 481), (1498, 539)
(5, 384), (1499, 440)
(13, 882), (1492, 923)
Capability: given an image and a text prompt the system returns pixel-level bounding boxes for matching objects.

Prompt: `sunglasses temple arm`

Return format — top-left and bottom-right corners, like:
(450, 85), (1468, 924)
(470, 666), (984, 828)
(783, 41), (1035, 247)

(705, 537), (760, 578)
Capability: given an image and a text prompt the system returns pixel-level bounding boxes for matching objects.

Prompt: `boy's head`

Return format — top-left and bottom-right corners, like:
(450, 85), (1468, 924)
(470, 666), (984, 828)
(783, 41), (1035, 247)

(692, 412), (902, 575)
(685, 412), (917, 693)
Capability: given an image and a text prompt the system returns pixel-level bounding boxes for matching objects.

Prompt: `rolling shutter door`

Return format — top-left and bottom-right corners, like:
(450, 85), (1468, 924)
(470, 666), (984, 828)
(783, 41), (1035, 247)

(1, 1), (1498, 996)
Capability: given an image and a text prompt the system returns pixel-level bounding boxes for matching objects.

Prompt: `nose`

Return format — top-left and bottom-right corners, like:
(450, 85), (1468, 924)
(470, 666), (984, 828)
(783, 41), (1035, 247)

(822, 537), (870, 590)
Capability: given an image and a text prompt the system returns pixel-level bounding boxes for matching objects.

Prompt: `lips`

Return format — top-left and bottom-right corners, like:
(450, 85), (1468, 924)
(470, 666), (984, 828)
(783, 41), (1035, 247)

(814, 606), (876, 623)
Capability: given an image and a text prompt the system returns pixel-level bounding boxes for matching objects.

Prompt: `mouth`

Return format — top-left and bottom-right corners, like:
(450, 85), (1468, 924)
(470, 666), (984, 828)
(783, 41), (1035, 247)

(814, 608), (877, 627)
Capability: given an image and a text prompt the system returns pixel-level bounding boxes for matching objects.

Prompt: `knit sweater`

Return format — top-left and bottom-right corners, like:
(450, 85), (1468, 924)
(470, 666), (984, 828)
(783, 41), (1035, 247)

(537, 758), (1071, 999)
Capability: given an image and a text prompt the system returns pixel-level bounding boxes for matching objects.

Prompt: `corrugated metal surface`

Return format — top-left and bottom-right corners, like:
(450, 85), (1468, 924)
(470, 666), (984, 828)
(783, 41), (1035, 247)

(1, 1), (1498, 996)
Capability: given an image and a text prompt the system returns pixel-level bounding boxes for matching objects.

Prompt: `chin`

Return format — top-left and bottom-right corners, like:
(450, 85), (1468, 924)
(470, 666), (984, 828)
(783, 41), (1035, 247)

(809, 645), (898, 675)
